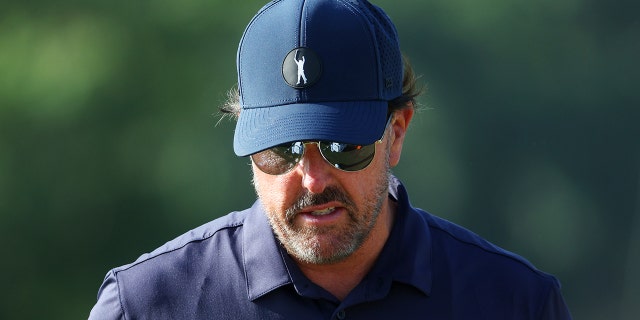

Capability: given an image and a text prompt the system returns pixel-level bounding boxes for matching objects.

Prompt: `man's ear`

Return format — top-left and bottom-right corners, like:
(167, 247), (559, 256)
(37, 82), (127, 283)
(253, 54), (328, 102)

(388, 105), (414, 167)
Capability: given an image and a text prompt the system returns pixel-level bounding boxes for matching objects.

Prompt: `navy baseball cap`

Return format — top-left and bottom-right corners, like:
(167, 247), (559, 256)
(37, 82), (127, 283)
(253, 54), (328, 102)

(233, 0), (403, 157)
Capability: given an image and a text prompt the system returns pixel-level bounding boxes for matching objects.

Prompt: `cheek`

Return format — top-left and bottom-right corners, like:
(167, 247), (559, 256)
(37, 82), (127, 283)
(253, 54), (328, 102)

(346, 145), (390, 202)
(252, 166), (299, 211)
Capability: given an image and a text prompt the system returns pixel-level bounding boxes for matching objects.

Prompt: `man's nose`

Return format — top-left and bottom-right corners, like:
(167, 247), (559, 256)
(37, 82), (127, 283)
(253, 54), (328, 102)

(296, 144), (332, 194)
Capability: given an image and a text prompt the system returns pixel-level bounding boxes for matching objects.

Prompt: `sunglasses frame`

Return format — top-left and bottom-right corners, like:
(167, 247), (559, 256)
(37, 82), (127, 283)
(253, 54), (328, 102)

(251, 114), (394, 175)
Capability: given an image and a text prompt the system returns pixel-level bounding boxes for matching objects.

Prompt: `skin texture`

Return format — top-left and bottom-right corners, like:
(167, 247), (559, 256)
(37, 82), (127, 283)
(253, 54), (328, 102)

(252, 106), (414, 300)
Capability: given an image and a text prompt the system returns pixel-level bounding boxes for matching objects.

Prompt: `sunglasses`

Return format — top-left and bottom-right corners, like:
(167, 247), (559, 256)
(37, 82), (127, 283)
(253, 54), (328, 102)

(251, 115), (393, 175)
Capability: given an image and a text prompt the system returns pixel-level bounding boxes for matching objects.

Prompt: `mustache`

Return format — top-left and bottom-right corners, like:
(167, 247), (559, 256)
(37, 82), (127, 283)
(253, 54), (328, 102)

(285, 186), (354, 220)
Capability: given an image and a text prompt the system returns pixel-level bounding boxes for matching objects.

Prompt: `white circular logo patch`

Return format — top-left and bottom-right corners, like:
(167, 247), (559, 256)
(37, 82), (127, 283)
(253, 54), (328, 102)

(282, 47), (322, 89)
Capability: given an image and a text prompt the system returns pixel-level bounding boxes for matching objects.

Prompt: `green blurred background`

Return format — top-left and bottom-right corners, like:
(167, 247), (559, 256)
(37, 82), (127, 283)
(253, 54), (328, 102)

(0, 0), (638, 319)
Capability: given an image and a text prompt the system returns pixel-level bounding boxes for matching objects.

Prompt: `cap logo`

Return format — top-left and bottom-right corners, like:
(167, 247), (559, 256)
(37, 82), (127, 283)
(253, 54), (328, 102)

(282, 48), (321, 89)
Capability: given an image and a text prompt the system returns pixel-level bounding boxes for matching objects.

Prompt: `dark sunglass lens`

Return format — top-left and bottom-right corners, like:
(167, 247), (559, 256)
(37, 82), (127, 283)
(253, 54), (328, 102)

(251, 142), (303, 175)
(319, 142), (376, 171)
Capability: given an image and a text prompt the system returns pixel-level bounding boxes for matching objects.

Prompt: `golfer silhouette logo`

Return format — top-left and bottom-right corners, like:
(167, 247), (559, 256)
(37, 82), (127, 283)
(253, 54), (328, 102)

(282, 47), (320, 89)
(294, 51), (307, 85)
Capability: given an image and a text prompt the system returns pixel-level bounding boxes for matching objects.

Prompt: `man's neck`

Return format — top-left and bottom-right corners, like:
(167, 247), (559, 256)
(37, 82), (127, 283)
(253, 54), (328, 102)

(294, 199), (396, 301)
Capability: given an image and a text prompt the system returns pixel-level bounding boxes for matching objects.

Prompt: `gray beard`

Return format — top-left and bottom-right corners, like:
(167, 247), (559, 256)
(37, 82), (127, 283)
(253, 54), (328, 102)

(280, 172), (389, 264)
(264, 162), (391, 265)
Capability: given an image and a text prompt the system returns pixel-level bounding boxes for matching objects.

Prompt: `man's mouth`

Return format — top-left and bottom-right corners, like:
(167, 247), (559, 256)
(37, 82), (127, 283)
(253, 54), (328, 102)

(309, 207), (335, 216)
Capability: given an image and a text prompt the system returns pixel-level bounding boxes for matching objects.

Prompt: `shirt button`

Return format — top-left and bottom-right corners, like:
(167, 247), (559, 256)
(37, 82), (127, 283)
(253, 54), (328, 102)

(336, 310), (346, 320)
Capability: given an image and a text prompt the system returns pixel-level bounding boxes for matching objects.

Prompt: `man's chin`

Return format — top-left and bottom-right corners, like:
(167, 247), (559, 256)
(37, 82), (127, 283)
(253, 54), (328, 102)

(282, 233), (360, 265)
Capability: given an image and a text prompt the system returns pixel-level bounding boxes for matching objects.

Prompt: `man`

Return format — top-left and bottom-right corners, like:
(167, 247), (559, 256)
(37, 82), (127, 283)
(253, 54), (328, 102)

(89, 0), (572, 319)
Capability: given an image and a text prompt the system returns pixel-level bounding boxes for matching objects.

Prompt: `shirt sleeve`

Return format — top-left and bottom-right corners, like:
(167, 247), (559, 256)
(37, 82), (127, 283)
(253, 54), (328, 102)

(88, 270), (125, 320)
(539, 281), (572, 320)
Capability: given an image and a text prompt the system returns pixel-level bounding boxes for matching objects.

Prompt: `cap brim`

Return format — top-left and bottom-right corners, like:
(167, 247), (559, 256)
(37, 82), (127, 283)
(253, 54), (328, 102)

(233, 101), (388, 157)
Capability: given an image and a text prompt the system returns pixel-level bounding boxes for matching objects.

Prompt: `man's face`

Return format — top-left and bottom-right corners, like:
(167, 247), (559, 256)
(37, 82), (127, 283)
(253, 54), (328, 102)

(252, 134), (393, 265)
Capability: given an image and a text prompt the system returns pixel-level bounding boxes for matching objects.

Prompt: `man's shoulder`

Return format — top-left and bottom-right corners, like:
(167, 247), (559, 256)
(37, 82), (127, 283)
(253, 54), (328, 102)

(90, 207), (269, 319)
(113, 208), (252, 275)
(417, 209), (560, 286)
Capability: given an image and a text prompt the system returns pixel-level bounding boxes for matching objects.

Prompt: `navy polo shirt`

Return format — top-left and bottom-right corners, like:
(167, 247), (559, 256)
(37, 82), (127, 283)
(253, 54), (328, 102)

(89, 176), (571, 319)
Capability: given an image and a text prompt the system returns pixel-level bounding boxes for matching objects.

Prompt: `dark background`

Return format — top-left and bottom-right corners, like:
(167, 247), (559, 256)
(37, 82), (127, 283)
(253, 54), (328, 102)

(0, 0), (638, 319)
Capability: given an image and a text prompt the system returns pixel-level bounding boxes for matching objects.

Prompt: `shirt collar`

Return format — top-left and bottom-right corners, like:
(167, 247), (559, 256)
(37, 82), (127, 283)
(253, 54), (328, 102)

(381, 175), (433, 296)
(241, 176), (433, 300)
(242, 200), (292, 301)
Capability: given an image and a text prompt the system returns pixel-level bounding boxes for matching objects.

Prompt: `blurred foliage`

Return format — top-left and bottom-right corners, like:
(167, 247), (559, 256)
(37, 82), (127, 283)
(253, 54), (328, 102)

(0, 0), (637, 319)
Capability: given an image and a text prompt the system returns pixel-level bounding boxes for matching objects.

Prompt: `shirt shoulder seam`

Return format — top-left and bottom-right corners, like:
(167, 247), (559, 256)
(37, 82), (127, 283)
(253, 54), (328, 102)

(427, 216), (556, 281)
(114, 220), (245, 274)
